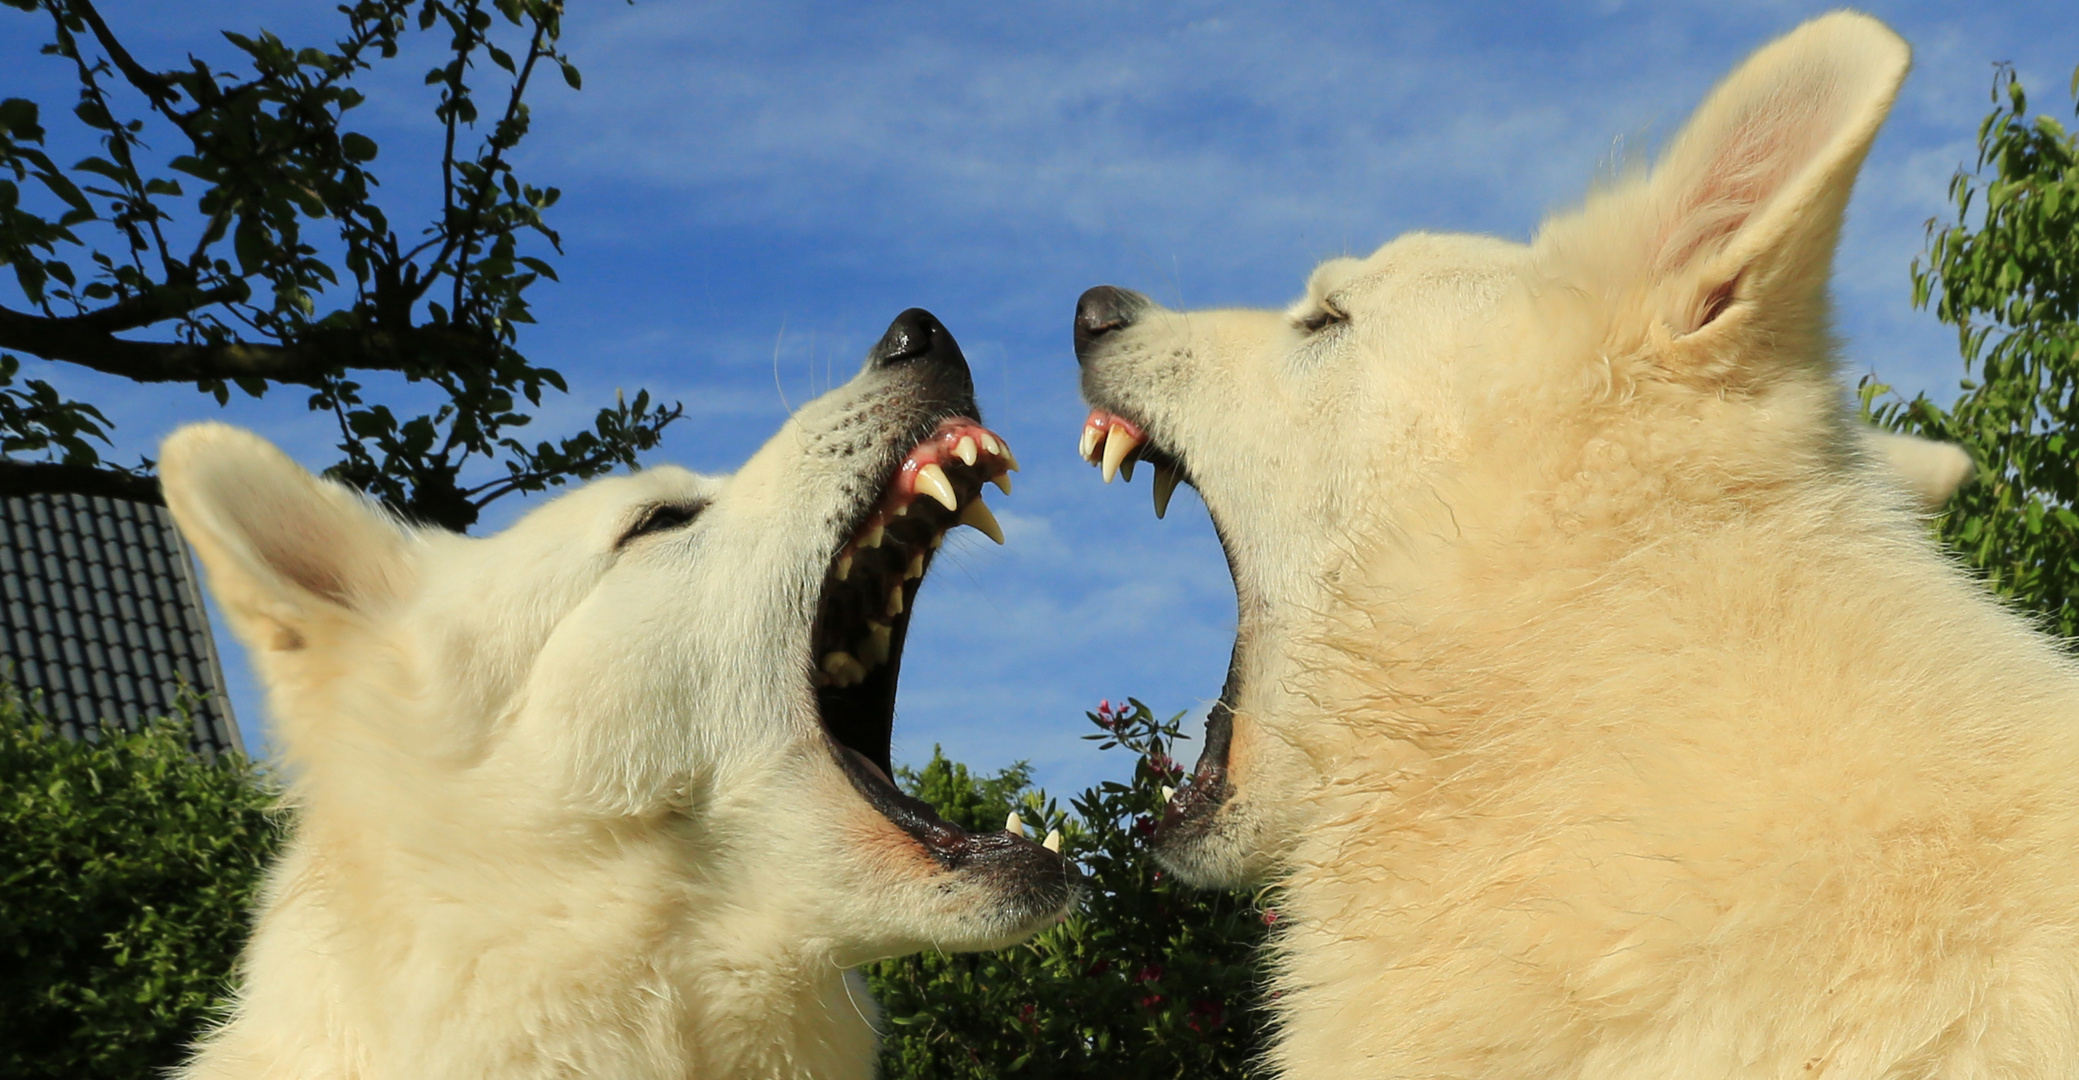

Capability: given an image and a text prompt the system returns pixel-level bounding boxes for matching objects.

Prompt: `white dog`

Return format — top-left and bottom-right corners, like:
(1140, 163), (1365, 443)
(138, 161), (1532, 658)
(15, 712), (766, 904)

(1075, 13), (2079, 1077)
(164, 309), (1073, 1079)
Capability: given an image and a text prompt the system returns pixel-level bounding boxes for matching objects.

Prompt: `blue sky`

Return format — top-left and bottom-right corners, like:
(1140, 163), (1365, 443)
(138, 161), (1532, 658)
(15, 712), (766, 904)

(6, 1), (2076, 796)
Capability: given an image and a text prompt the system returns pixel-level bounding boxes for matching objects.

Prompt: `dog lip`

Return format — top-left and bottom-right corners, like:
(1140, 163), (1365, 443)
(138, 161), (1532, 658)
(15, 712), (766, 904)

(832, 742), (1082, 893)
(1155, 640), (1241, 847)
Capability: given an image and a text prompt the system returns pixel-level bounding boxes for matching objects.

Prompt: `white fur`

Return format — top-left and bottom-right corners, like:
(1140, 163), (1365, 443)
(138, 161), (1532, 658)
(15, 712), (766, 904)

(164, 362), (1059, 1078)
(1079, 12), (2078, 1076)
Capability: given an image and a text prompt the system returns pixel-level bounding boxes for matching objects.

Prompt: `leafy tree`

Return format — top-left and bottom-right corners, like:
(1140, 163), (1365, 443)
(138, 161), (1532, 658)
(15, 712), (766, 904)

(1866, 63), (2079, 632)
(0, 0), (680, 530)
(0, 687), (284, 1080)
(869, 700), (1274, 1079)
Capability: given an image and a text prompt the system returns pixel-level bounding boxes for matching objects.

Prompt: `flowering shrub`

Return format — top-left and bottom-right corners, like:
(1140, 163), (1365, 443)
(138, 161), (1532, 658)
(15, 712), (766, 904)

(868, 699), (1274, 1078)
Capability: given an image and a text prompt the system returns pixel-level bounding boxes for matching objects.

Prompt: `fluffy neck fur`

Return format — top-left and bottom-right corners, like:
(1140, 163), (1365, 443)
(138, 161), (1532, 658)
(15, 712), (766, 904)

(181, 690), (881, 1080)
(1264, 395), (2079, 1077)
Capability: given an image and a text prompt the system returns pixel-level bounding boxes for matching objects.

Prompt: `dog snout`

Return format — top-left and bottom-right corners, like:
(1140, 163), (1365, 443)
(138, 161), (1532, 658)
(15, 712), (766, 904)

(866, 308), (963, 371)
(1073, 286), (1148, 361)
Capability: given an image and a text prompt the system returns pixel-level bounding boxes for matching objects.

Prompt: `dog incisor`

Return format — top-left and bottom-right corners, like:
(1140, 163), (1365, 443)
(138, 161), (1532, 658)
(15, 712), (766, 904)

(1075, 13), (2079, 1078)
(161, 308), (1074, 1079)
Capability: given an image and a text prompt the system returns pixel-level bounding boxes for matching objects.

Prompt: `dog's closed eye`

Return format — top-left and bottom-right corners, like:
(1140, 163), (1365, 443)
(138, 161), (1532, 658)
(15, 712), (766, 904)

(1295, 298), (1348, 334)
(618, 501), (707, 548)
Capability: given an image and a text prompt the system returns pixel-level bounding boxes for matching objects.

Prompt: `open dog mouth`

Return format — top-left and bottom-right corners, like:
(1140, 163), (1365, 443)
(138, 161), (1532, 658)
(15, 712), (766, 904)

(1079, 409), (1239, 843)
(815, 417), (1073, 871)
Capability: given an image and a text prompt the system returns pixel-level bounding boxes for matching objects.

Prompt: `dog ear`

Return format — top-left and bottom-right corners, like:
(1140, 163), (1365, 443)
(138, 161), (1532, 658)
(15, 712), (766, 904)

(1861, 429), (1973, 511)
(160, 423), (414, 651)
(1558, 14), (1909, 378)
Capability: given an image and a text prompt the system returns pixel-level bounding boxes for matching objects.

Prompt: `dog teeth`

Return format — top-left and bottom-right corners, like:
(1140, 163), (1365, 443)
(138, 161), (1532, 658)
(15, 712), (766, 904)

(1042, 829), (1062, 853)
(1101, 426), (1141, 483)
(998, 440), (1019, 472)
(990, 471), (1012, 494)
(886, 582), (905, 617)
(905, 550), (925, 580)
(862, 622), (891, 666)
(915, 464), (959, 511)
(1153, 463), (1180, 519)
(859, 520), (884, 549)
(954, 436), (978, 466)
(1079, 423), (1101, 463)
(959, 498), (1005, 544)
(835, 551), (853, 580)
(981, 432), (1002, 456)
(1160, 785), (1176, 803)
(1006, 811), (1025, 837)
(821, 651), (866, 687)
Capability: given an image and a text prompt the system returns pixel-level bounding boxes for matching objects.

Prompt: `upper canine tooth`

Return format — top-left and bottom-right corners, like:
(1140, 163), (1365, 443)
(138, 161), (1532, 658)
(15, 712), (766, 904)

(1153, 463), (1181, 519)
(886, 582), (905, 617)
(905, 550), (926, 580)
(959, 498), (1005, 544)
(1006, 811), (1026, 837)
(998, 440), (1019, 472)
(954, 435), (978, 466)
(1042, 829), (1062, 853)
(1101, 427), (1141, 483)
(915, 463), (959, 511)
(859, 520), (885, 549)
(990, 471), (1012, 495)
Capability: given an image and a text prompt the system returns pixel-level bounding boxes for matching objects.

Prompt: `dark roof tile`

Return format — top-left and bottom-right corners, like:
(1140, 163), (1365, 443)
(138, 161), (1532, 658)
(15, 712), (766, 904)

(1, 493), (241, 756)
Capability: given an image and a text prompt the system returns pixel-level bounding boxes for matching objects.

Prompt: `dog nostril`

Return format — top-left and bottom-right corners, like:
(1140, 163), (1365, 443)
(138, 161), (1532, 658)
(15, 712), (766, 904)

(867, 308), (943, 368)
(1073, 286), (1144, 358)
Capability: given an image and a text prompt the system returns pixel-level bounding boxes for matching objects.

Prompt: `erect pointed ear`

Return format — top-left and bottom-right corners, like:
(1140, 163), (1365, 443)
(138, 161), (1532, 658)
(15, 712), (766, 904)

(1551, 13), (1909, 379)
(1861, 429), (1973, 511)
(160, 423), (414, 651)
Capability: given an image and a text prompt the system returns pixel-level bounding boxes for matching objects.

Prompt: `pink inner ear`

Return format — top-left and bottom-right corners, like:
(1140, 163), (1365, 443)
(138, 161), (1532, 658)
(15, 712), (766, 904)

(1656, 71), (1844, 279)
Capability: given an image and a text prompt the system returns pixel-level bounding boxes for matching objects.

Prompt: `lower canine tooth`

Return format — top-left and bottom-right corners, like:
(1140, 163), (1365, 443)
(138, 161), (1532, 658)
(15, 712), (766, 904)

(915, 463), (959, 511)
(822, 651), (859, 683)
(1006, 811), (1026, 837)
(959, 499), (1005, 544)
(990, 471), (1012, 494)
(1160, 785), (1176, 803)
(1153, 463), (1181, 519)
(1042, 829), (1062, 853)
(1101, 427), (1141, 483)
(905, 550), (925, 580)
(954, 436), (978, 466)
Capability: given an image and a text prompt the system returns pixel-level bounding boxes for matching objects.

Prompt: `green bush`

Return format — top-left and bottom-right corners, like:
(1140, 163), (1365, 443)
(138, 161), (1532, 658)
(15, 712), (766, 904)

(0, 688), (282, 1080)
(869, 700), (1274, 1079)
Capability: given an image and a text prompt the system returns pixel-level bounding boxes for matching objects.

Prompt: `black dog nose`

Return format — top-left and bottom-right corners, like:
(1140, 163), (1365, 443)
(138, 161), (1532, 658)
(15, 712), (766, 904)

(866, 308), (957, 370)
(1073, 286), (1147, 359)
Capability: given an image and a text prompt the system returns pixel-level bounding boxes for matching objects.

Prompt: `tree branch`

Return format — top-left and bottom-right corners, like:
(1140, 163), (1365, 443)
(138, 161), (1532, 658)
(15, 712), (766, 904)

(0, 305), (498, 384)
(65, 0), (191, 132)
(0, 457), (161, 504)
